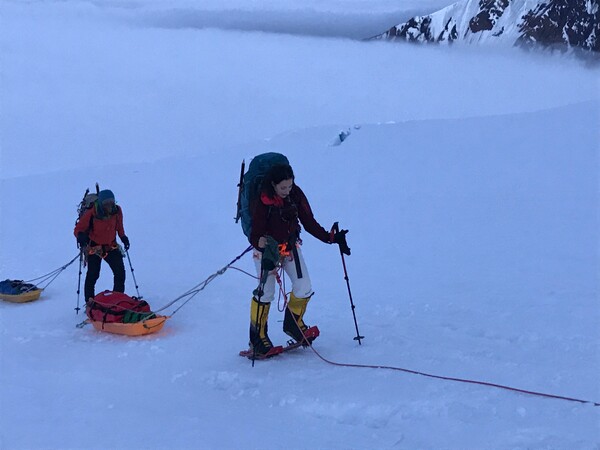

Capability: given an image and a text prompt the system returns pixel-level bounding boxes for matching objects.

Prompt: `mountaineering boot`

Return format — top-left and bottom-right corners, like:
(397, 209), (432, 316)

(283, 293), (317, 344)
(249, 298), (280, 357)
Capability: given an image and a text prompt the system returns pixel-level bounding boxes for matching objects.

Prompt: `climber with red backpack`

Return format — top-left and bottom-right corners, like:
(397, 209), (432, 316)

(74, 189), (130, 303)
(237, 153), (350, 358)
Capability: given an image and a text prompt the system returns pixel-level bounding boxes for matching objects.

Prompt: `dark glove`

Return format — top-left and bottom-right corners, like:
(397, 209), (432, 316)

(121, 235), (130, 251)
(260, 236), (279, 271)
(332, 229), (351, 256)
(77, 232), (89, 247)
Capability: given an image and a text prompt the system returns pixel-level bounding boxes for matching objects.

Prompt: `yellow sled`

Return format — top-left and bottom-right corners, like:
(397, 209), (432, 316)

(90, 315), (169, 336)
(0, 289), (42, 303)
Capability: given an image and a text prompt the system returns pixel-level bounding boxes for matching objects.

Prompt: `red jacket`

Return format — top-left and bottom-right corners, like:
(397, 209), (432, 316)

(74, 205), (125, 246)
(250, 185), (330, 249)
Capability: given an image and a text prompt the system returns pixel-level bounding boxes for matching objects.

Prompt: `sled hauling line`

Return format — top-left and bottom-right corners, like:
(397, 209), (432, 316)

(308, 347), (600, 407)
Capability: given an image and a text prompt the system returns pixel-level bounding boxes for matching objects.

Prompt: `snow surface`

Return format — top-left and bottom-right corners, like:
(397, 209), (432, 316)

(1, 1), (600, 449)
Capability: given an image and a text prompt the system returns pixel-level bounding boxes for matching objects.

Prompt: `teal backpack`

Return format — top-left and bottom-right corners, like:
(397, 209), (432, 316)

(236, 152), (290, 239)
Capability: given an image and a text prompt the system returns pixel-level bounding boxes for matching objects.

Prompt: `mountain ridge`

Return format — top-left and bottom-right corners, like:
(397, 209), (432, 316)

(374, 0), (599, 54)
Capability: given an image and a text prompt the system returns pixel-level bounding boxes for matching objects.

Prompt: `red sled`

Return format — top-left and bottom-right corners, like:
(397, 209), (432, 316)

(86, 290), (167, 336)
(86, 290), (153, 323)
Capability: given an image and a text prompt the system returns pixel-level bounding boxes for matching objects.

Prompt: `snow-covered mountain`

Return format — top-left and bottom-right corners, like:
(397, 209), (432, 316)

(375, 0), (599, 53)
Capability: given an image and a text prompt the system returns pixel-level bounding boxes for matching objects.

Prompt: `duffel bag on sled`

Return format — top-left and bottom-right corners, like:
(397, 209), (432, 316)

(0, 279), (42, 303)
(86, 290), (167, 336)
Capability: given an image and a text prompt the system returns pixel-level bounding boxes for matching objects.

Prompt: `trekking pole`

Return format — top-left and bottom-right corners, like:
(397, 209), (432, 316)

(333, 223), (364, 345)
(75, 250), (84, 314)
(125, 250), (142, 298)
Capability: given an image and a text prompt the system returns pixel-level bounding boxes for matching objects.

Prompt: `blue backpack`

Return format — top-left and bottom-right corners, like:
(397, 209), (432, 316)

(236, 152), (290, 238)
(0, 279), (38, 295)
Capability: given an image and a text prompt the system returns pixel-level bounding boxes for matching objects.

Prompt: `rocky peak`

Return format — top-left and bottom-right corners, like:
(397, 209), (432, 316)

(375, 0), (600, 54)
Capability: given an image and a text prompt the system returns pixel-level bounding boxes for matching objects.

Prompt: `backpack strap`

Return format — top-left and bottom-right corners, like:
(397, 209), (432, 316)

(291, 244), (303, 279)
(87, 207), (95, 233)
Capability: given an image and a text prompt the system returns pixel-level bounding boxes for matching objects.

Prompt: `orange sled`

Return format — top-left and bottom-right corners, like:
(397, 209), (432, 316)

(90, 315), (169, 336)
(0, 289), (42, 303)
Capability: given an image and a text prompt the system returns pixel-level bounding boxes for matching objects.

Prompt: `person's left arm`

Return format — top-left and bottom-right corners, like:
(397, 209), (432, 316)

(116, 206), (126, 238)
(116, 206), (130, 250)
(294, 186), (331, 243)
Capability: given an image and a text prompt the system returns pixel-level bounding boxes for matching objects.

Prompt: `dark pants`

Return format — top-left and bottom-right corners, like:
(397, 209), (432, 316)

(85, 249), (126, 301)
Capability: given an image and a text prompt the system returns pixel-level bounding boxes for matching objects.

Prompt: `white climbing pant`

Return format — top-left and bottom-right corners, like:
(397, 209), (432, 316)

(252, 246), (313, 303)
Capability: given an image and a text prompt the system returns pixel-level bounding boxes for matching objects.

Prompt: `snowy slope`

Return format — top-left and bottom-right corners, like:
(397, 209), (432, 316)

(2, 103), (599, 450)
(1, 2), (600, 449)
